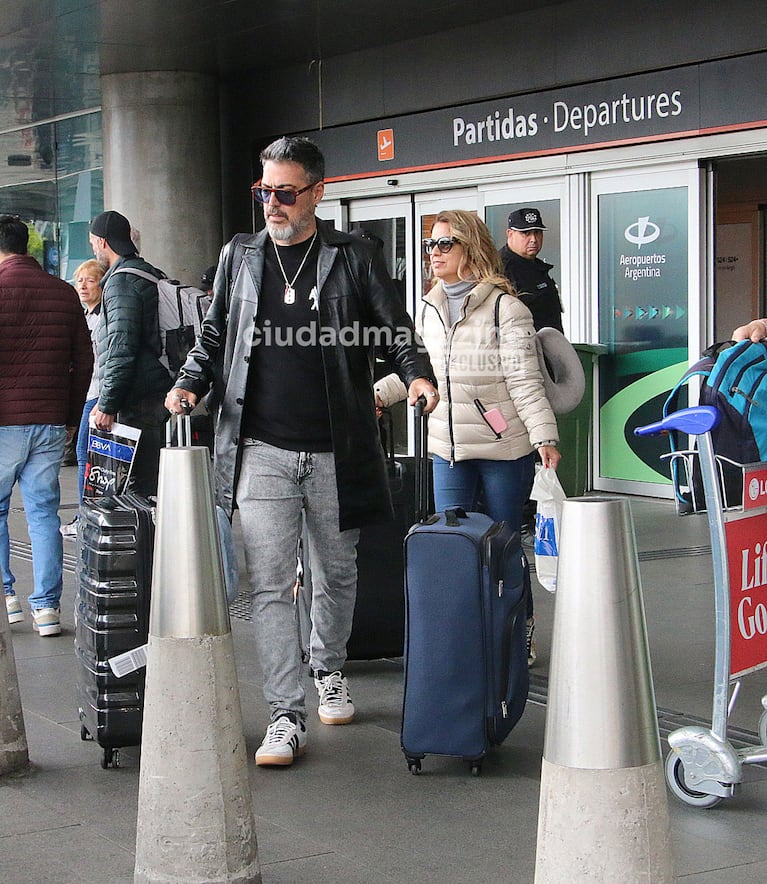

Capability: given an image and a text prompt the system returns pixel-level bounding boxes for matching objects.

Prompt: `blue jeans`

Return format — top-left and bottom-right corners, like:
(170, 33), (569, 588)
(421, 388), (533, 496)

(76, 397), (98, 501)
(236, 440), (359, 721)
(0, 424), (66, 610)
(432, 453), (536, 618)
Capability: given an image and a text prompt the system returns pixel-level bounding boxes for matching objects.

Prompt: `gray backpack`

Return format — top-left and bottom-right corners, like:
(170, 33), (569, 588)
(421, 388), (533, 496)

(111, 267), (212, 374)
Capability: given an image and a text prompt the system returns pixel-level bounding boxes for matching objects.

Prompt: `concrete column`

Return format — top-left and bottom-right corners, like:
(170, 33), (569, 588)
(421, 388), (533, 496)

(534, 496), (675, 883)
(100, 71), (222, 284)
(0, 605), (29, 775)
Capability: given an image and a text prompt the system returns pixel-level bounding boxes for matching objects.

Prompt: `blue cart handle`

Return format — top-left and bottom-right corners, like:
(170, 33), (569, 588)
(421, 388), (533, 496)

(634, 405), (721, 438)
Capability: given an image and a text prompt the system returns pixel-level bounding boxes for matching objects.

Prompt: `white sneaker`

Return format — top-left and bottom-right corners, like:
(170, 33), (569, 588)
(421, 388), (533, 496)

(5, 593), (24, 624)
(60, 518), (78, 540)
(31, 607), (61, 637)
(254, 714), (307, 767)
(314, 671), (355, 725)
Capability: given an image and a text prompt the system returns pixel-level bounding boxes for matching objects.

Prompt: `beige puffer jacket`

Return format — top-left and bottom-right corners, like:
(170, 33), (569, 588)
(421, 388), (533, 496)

(375, 281), (558, 463)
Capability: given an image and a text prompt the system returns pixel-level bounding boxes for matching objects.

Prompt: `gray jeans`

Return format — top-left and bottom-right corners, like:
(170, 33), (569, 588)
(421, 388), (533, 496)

(236, 440), (359, 721)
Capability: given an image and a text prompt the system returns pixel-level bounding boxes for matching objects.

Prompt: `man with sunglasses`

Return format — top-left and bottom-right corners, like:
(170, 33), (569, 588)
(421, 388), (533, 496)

(166, 136), (438, 767)
(500, 208), (564, 334)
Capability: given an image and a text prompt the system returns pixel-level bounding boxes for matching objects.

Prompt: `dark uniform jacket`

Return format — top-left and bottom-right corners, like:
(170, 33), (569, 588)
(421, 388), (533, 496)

(500, 246), (564, 334)
(0, 254), (92, 427)
(176, 219), (436, 530)
(95, 256), (173, 415)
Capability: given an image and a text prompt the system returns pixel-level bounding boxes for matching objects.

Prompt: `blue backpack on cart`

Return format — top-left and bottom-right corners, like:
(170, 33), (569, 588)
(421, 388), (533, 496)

(664, 339), (767, 508)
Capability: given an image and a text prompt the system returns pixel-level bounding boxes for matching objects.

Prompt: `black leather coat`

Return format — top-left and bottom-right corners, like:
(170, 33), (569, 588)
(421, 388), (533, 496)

(176, 220), (435, 530)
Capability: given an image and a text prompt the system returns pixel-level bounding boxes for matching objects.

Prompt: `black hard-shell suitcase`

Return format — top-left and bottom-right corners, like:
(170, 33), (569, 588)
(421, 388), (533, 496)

(296, 409), (432, 661)
(349, 409), (432, 659)
(400, 405), (529, 775)
(75, 492), (154, 768)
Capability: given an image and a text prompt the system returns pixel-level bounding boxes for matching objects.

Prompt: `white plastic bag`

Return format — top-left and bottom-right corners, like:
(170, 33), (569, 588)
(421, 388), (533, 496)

(529, 466), (566, 592)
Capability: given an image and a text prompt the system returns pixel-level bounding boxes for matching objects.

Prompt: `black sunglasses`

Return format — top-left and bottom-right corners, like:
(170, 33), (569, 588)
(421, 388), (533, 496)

(251, 180), (318, 206)
(423, 236), (459, 255)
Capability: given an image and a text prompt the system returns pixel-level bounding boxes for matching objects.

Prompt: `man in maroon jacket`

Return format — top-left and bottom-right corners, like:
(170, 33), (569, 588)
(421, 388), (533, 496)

(0, 215), (93, 636)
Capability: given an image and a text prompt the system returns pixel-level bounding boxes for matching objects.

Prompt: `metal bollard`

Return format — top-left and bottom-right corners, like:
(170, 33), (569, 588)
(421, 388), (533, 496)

(0, 602), (29, 775)
(133, 438), (260, 883)
(534, 496), (675, 883)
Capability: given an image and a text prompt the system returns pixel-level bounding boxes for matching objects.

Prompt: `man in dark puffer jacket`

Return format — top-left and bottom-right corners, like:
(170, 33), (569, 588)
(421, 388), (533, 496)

(88, 211), (173, 497)
(0, 215), (93, 635)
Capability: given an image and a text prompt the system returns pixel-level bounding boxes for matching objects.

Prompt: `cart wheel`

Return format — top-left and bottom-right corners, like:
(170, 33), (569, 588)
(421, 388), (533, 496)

(407, 758), (422, 775)
(665, 751), (722, 808)
(470, 762), (482, 777)
(758, 711), (767, 748)
(80, 724), (92, 742)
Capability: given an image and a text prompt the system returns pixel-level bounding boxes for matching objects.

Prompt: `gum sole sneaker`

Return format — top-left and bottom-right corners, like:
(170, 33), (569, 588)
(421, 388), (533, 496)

(31, 607), (61, 637)
(255, 714), (307, 766)
(315, 671), (355, 725)
(5, 594), (24, 624)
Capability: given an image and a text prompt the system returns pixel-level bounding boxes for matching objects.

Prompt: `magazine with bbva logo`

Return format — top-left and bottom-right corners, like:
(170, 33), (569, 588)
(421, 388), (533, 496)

(83, 421), (142, 498)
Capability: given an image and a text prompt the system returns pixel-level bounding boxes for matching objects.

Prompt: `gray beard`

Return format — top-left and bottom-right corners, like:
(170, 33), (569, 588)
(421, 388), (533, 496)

(265, 214), (312, 245)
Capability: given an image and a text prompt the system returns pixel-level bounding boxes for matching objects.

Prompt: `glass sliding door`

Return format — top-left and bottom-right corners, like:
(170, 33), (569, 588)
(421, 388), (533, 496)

(347, 196), (416, 453)
(481, 178), (572, 331)
(591, 164), (706, 496)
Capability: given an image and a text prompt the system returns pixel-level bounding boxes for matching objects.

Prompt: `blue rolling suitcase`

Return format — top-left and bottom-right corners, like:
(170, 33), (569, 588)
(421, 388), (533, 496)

(401, 406), (529, 775)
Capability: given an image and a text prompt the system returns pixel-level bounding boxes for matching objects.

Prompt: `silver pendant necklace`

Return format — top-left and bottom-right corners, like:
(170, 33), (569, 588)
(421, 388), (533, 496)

(273, 231), (318, 305)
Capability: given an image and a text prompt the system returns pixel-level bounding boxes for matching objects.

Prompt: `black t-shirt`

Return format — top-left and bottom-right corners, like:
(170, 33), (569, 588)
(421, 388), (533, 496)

(241, 235), (332, 451)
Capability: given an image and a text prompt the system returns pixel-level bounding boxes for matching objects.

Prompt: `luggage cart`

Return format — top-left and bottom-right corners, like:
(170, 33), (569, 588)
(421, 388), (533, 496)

(635, 405), (767, 807)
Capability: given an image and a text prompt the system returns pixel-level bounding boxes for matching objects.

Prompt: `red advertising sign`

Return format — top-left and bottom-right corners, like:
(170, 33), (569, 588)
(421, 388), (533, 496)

(725, 511), (767, 677)
(742, 464), (767, 510)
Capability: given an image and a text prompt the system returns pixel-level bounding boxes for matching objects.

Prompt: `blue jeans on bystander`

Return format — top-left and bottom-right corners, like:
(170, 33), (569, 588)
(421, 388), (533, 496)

(76, 397), (98, 501)
(0, 424), (66, 610)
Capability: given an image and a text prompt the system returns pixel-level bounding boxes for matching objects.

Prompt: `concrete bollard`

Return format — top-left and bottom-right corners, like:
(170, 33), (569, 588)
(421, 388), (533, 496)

(534, 496), (675, 884)
(133, 442), (260, 884)
(0, 602), (29, 775)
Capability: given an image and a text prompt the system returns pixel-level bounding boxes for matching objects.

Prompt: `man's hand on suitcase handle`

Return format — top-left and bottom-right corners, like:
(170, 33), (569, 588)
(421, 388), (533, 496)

(408, 378), (440, 414)
(165, 387), (198, 415)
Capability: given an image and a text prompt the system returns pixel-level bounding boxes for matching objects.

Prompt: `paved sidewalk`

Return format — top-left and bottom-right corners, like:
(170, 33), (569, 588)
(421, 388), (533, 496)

(1, 464), (767, 882)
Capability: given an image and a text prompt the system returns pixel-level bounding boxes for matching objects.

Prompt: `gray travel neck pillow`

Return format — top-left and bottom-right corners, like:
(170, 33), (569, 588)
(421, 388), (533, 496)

(536, 328), (586, 415)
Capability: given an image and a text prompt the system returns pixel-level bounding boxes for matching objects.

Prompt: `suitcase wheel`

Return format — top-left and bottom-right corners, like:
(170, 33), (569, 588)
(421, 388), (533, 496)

(406, 756), (422, 775)
(101, 747), (120, 769)
(469, 761), (482, 777)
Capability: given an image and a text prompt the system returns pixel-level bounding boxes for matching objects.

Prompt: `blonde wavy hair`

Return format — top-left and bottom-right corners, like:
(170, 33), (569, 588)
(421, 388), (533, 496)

(72, 259), (105, 284)
(433, 210), (515, 295)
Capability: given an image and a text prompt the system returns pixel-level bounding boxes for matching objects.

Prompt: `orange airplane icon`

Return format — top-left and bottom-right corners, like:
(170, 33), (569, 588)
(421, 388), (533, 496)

(377, 129), (394, 161)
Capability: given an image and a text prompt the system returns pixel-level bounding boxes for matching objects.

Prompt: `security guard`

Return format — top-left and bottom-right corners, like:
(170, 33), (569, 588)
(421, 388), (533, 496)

(500, 207), (564, 333)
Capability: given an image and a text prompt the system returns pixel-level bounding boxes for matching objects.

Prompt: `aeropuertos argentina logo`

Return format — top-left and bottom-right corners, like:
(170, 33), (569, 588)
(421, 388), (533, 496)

(625, 216), (661, 249)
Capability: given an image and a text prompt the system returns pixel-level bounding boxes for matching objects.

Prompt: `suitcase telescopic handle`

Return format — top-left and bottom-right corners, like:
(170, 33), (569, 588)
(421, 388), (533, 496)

(414, 396), (430, 524)
(165, 400), (193, 447)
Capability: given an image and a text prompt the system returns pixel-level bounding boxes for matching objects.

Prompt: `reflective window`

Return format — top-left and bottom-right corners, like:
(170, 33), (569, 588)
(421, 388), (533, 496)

(0, 112), (103, 278)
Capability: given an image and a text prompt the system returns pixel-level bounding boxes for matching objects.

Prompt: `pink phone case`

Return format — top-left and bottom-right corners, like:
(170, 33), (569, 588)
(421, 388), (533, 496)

(483, 407), (508, 434)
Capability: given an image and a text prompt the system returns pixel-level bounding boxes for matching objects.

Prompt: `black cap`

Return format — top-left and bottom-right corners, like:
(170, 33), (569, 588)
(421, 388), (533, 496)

(507, 208), (546, 231)
(201, 265), (216, 288)
(89, 211), (137, 256)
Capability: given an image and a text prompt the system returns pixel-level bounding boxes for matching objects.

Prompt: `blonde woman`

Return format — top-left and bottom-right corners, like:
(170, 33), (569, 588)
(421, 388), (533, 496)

(375, 210), (560, 663)
(61, 259), (105, 537)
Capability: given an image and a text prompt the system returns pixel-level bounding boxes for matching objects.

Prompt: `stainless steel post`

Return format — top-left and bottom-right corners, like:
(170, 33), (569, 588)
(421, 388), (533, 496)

(535, 496), (675, 883)
(134, 444), (260, 883)
(0, 602), (29, 775)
